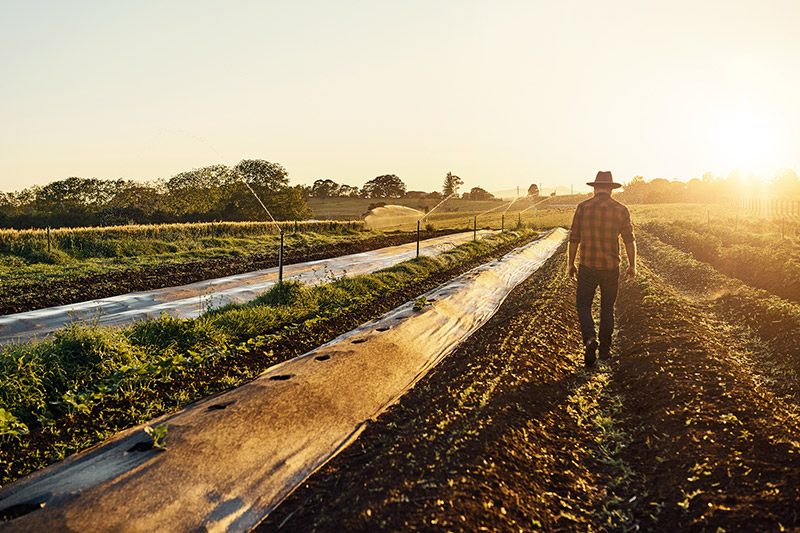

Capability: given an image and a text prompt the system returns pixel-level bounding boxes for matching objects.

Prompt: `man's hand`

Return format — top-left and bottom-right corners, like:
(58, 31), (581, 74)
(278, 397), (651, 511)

(568, 263), (578, 280)
(625, 265), (636, 281)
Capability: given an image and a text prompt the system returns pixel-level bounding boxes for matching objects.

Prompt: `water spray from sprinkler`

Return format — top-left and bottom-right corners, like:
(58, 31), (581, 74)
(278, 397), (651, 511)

(419, 193), (457, 221)
(414, 193), (456, 257)
(476, 201), (513, 217)
(154, 130), (288, 283)
(241, 178), (285, 283)
(519, 197), (550, 213)
(502, 196), (521, 214)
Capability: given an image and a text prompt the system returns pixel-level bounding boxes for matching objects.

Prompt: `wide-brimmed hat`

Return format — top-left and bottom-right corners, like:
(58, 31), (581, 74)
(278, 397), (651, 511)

(586, 170), (622, 189)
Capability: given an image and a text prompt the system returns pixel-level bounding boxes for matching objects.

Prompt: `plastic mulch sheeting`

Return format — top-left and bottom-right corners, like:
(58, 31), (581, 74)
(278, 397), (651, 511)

(0, 230), (494, 345)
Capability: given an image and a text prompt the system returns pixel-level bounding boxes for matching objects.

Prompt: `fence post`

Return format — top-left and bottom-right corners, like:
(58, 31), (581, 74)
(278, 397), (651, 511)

(473, 216), (477, 241)
(501, 214), (505, 232)
(416, 220), (420, 258)
(47, 227), (51, 253)
(278, 231), (284, 284)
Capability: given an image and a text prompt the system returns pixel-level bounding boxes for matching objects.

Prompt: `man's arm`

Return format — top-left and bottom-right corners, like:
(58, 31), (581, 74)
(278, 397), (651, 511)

(568, 241), (579, 280)
(567, 206), (581, 280)
(624, 240), (636, 281)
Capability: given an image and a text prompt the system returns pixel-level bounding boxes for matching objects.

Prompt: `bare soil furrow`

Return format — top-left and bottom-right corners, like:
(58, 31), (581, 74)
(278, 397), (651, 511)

(610, 254), (800, 531)
(258, 248), (628, 532)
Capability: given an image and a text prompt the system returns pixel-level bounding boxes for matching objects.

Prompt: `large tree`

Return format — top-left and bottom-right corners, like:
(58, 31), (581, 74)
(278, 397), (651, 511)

(773, 168), (800, 197)
(361, 174), (406, 198)
(233, 159), (289, 191)
(311, 179), (341, 199)
(463, 187), (494, 201)
(527, 183), (540, 197)
(442, 172), (463, 196)
(164, 164), (236, 217)
(225, 159), (309, 221)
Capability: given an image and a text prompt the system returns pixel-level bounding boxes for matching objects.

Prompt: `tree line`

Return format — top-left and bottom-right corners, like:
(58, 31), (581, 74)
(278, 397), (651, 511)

(13, 160), (788, 230)
(0, 163), (502, 229)
(0, 160), (314, 229)
(615, 169), (800, 204)
(307, 172), (498, 201)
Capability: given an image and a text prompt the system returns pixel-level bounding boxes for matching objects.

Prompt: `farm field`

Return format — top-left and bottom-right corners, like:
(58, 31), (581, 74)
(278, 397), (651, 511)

(0, 203), (722, 315)
(259, 217), (800, 532)
(0, 229), (537, 488)
(3, 203), (799, 530)
(0, 225), (465, 315)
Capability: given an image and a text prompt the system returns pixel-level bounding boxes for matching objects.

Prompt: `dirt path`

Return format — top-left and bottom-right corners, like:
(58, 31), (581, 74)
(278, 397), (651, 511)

(256, 237), (800, 532)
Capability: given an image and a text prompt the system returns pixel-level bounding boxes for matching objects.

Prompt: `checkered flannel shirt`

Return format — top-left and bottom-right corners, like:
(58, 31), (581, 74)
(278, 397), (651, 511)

(569, 193), (635, 270)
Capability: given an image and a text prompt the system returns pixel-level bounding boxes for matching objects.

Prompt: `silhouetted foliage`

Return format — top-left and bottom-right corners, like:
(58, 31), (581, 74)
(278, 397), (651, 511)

(462, 187), (495, 201)
(361, 175), (406, 198)
(0, 159), (311, 229)
(442, 172), (463, 196)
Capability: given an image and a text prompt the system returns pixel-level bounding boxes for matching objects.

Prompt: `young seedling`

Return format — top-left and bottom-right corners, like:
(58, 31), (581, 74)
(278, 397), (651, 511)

(144, 424), (168, 450)
(413, 296), (428, 311)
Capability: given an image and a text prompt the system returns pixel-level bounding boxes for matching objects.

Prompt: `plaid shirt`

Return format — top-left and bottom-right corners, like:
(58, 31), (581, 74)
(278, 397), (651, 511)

(569, 193), (635, 270)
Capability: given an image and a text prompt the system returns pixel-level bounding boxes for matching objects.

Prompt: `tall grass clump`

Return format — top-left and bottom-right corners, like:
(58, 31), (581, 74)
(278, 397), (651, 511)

(1, 325), (142, 433)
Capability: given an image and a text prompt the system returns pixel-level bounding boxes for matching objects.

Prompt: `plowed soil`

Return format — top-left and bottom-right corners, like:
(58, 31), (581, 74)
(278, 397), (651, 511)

(0, 230), (460, 316)
(256, 234), (800, 532)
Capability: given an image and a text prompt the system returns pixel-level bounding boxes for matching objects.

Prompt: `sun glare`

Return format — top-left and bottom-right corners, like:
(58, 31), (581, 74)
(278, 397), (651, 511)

(713, 106), (775, 180)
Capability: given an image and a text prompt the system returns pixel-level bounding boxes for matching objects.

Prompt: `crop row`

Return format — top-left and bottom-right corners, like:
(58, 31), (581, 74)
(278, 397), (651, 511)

(0, 229), (534, 485)
(0, 219), (365, 261)
(643, 219), (800, 304)
(635, 230), (800, 376)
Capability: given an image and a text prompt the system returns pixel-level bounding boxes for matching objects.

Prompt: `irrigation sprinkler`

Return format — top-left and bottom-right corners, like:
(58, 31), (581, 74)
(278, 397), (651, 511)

(47, 227), (51, 253)
(279, 231), (285, 283)
(518, 212), (521, 228)
(473, 216), (477, 241)
(501, 214), (505, 232)
(416, 220), (421, 258)
(241, 178), (285, 284)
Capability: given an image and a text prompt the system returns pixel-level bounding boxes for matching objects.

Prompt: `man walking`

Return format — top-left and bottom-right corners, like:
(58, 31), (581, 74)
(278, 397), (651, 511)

(567, 171), (636, 367)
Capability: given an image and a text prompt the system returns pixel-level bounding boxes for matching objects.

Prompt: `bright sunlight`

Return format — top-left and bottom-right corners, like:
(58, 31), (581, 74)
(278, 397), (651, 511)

(713, 105), (776, 179)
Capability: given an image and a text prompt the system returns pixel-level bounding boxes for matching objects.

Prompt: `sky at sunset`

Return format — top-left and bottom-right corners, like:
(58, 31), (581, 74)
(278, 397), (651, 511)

(2, 0), (799, 195)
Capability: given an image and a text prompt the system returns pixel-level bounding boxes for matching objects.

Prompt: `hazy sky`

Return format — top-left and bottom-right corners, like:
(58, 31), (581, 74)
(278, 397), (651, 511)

(2, 0), (799, 194)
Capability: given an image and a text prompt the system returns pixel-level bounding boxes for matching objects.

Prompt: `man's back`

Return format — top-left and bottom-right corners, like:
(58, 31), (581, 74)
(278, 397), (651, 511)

(569, 194), (634, 270)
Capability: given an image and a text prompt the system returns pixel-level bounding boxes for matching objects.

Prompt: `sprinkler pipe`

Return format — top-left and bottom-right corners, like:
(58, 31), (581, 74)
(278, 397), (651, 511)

(416, 220), (420, 258)
(278, 231), (285, 284)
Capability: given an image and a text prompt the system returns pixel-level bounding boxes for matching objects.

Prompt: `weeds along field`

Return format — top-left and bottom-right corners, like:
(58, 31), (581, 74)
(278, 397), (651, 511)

(260, 217), (800, 532)
(0, 230), (537, 487)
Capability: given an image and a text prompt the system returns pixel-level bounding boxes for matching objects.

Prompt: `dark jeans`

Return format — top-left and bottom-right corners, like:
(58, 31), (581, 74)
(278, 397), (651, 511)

(576, 265), (620, 354)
